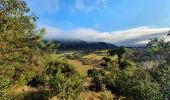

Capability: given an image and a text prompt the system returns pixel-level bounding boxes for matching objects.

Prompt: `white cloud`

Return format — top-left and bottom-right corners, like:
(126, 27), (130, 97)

(43, 25), (170, 46)
(41, 25), (65, 39)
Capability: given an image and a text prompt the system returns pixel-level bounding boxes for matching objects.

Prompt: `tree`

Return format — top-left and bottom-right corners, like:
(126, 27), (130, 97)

(0, 0), (46, 96)
(108, 48), (126, 68)
(147, 31), (170, 99)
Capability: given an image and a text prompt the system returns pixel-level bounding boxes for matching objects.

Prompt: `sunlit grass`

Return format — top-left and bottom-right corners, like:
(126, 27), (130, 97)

(67, 60), (93, 76)
(82, 54), (104, 60)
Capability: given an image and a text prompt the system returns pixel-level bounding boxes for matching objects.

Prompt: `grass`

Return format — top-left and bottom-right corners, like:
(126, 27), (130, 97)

(67, 60), (93, 76)
(49, 52), (106, 75)
(80, 91), (114, 100)
(82, 54), (104, 60)
(5, 51), (120, 100)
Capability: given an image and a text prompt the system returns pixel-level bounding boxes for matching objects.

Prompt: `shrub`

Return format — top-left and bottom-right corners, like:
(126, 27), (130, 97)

(87, 69), (106, 92)
(90, 74), (105, 92)
(45, 60), (83, 99)
(87, 69), (98, 77)
(72, 53), (82, 59)
(46, 60), (76, 77)
(102, 57), (111, 63)
(87, 69), (105, 77)
(119, 61), (129, 70)
(0, 76), (11, 96)
(48, 70), (83, 99)
(27, 75), (46, 87)
(103, 66), (162, 99)
(100, 62), (108, 67)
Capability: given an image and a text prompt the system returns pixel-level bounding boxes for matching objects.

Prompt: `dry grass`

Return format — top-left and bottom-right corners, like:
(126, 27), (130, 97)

(5, 51), (120, 100)
(5, 85), (49, 100)
(82, 54), (104, 60)
(50, 96), (58, 100)
(5, 85), (45, 96)
(67, 60), (93, 75)
(80, 91), (114, 100)
(49, 52), (74, 61)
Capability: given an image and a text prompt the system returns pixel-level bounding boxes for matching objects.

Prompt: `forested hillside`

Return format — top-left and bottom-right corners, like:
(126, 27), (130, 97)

(0, 0), (169, 100)
(44, 39), (117, 50)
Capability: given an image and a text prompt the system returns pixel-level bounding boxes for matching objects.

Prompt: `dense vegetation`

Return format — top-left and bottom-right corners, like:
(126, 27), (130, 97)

(0, 0), (46, 95)
(45, 39), (117, 50)
(0, 0), (83, 99)
(0, 0), (169, 100)
(88, 38), (170, 99)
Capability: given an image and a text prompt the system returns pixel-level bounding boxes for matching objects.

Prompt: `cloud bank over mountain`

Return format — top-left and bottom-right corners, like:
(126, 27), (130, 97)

(42, 25), (170, 46)
(26, 0), (170, 47)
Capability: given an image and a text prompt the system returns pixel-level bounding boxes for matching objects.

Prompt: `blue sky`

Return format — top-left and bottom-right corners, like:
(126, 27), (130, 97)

(26, 0), (170, 46)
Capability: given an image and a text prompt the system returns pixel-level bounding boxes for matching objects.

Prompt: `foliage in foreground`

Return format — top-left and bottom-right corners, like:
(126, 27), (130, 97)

(49, 71), (83, 99)
(46, 60), (84, 99)
(0, 0), (47, 96)
(0, 0), (83, 99)
(88, 37), (170, 99)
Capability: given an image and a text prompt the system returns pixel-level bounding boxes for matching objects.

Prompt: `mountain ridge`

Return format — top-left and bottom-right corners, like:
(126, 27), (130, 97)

(44, 38), (118, 50)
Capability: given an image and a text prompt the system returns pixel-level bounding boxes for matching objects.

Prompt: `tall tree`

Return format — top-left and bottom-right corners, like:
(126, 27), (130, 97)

(0, 0), (46, 95)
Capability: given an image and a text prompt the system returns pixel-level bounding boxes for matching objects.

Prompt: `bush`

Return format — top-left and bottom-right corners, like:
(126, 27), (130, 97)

(102, 57), (111, 63)
(0, 76), (11, 95)
(15, 69), (38, 86)
(87, 69), (98, 77)
(45, 60), (83, 99)
(87, 69), (106, 92)
(27, 75), (46, 87)
(100, 62), (108, 67)
(87, 69), (105, 77)
(48, 70), (83, 99)
(103, 66), (162, 99)
(119, 61), (129, 70)
(46, 60), (76, 77)
(90, 74), (105, 92)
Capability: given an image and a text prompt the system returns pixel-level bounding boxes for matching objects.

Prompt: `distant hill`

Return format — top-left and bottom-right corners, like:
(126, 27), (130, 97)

(44, 39), (118, 50)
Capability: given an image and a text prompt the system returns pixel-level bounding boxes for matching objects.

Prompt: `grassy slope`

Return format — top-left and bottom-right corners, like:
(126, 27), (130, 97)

(6, 51), (117, 100)
(67, 60), (93, 76)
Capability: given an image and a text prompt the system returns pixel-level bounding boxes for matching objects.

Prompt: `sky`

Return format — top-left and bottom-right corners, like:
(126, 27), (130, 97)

(26, 0), (170, 46)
